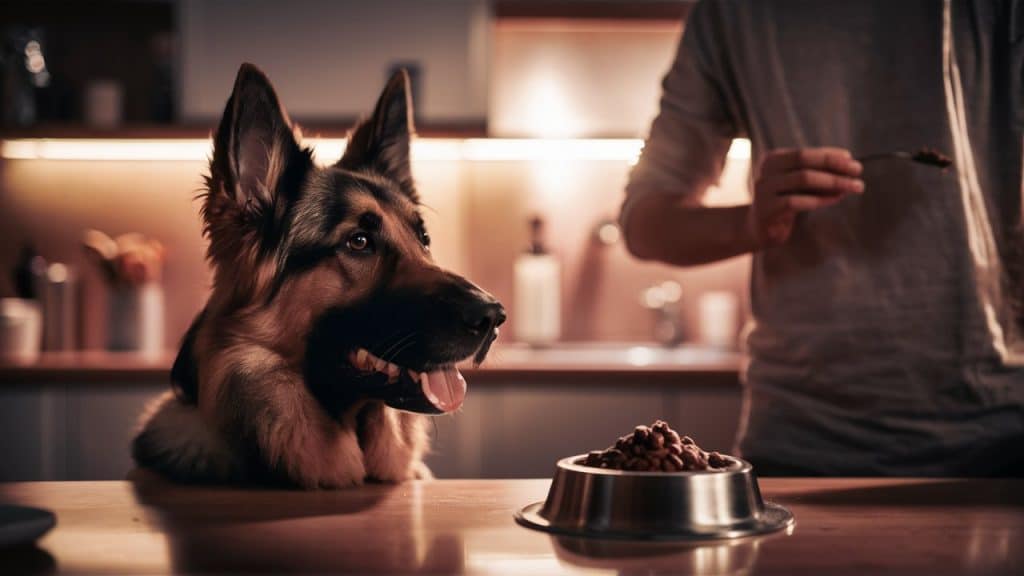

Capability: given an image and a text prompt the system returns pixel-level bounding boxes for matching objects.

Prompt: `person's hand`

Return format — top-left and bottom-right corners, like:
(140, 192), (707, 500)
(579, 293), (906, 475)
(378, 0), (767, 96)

(747, 147), (864, 246)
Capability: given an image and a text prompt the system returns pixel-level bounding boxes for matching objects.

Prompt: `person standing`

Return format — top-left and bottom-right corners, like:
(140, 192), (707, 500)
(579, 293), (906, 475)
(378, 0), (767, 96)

(621, 0), (1024, 475)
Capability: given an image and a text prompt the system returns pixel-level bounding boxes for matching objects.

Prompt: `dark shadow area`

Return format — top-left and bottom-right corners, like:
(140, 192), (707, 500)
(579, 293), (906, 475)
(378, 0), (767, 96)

(128, 468), (465, 573)
(790, 479), (1024, 508)
(129, 468), (393, 524)
(0, 544), (57, 575)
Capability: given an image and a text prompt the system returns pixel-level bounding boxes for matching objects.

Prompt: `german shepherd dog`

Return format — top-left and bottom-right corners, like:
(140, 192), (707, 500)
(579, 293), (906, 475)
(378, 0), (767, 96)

(132, 64), (505, 488)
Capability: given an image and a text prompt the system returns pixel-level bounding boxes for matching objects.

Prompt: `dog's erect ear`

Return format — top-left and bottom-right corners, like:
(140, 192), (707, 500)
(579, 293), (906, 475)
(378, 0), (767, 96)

(338, 69), (416, 197)
(206, 63), (309, 251)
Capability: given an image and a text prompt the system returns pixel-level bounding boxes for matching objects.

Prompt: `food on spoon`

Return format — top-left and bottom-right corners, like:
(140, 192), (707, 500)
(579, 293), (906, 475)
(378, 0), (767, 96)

(910, 147), (953, 168)
(582, 420), (732, 472)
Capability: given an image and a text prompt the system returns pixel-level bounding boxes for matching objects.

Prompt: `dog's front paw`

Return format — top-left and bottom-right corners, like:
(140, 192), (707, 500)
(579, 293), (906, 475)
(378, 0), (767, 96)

(316, 430), (367, 489)
(411, 461), (433, 480)
(312, 461), (366, 489)
(278, 426), (367, 489)
(359, 404), (428, 483)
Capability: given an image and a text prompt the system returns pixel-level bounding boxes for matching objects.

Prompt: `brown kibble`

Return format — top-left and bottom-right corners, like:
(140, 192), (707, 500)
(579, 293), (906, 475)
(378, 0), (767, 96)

(708, 451), (729, 468)
(681, 447), (699, 467)
(582, 420), (731, 472)
(694, 450), (709, 469)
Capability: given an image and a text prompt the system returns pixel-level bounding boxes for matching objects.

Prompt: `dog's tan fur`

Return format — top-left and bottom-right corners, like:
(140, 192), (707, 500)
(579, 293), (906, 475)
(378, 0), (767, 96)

(131, 64), (495, 488)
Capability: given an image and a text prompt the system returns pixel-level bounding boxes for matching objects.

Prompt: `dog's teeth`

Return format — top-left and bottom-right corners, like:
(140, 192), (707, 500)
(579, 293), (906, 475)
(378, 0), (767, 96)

(386, 363), (400, 380)
(373, 357), (388, 372)
(408, 369), (420, 382)
(356, 349), (369, 370)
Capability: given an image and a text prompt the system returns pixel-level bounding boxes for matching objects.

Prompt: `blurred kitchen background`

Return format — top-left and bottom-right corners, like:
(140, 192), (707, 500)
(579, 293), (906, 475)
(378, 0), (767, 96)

(0, 0), (754, 481)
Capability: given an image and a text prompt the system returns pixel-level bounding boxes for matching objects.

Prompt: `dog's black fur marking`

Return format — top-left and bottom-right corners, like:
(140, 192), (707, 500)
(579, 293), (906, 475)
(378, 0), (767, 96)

(171, 309), (205, 405)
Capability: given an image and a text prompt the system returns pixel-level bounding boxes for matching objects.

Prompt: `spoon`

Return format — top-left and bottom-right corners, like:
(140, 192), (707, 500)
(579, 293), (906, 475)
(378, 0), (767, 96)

(777, 147), (953, 197)
(858, 147), (953, 168)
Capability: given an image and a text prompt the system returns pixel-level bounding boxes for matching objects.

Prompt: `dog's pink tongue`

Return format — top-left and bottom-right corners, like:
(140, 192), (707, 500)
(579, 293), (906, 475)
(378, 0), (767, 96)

(422, 367), (466, 412)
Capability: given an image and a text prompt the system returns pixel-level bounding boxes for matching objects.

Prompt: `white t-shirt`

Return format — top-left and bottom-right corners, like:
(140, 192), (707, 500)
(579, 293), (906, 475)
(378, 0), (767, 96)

(623, 0), (1024, 475)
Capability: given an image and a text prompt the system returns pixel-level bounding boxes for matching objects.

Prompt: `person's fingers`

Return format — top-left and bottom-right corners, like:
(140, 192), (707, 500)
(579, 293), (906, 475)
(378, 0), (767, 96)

(759, 169), (864, 198)
(760, 147), (862, 177)
(776, 193), (845, 212)
(759, 192), (843, 222)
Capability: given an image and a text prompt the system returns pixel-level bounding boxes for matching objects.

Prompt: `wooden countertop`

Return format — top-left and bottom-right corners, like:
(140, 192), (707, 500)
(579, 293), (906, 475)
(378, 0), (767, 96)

(0, 346), (742, 386)
(1, 475), (1021, 574)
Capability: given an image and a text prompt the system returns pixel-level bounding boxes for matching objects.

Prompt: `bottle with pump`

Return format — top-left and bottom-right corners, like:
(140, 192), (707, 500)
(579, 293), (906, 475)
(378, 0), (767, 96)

(514, 215), (561, 346)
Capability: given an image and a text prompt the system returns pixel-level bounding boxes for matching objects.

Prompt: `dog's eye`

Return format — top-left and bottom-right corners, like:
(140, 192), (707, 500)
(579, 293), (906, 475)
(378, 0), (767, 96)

(346, 233), (373, 253)
(419, 230), (431, 248)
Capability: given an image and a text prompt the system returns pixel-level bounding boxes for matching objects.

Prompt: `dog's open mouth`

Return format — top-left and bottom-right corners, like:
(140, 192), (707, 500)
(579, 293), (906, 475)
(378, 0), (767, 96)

(347, 348), (467, 413)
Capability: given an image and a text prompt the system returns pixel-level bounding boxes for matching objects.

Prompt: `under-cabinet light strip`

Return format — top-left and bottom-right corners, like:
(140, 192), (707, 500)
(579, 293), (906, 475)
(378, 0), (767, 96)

(0, 137), (750, 162)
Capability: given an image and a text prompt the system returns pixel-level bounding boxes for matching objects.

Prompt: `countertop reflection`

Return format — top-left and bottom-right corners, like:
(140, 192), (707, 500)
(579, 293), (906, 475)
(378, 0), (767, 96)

(0, 475), (1021, 574)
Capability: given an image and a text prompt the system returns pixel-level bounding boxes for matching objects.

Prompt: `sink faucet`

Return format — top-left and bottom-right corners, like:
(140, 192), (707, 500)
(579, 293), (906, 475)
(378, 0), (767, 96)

(641, 281), (684, 347)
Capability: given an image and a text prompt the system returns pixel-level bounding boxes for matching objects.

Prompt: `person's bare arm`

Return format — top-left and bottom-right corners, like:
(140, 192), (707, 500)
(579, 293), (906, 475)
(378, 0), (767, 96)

(623, 147), (864, 266)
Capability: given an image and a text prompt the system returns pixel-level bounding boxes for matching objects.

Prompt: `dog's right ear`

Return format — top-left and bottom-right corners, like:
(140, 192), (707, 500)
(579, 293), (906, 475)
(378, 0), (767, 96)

(337, 70), (416, 199)
(205, 63), (309, 254)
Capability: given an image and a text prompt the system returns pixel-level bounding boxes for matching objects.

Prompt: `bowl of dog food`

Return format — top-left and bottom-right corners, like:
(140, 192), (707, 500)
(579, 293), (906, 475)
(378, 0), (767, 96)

(515, 420), (794, 541)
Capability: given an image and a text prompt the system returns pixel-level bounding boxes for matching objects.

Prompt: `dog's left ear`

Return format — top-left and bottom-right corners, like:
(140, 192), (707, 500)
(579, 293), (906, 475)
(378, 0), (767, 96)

(338, 69), (416, 198)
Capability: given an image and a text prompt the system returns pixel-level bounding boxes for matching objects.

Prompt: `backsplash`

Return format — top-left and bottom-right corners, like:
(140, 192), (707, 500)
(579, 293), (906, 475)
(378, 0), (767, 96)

(0, 139), (752, 349)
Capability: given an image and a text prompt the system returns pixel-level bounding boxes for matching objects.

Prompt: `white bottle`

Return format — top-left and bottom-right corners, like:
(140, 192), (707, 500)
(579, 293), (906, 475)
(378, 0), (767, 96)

(514, 216), (561, 347)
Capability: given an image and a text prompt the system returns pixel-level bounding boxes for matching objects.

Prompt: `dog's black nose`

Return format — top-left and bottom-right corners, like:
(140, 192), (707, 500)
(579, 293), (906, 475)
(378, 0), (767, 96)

(461, 301), (506, 335)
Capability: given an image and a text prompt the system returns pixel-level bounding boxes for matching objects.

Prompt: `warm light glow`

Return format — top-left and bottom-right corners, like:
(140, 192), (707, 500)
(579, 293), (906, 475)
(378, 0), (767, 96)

(596, 221), (621, 245)
(462, 138), (643, 162)
(1, 137), (752, 163)
(1, 139), (211, 161)
(518, 72), (581, 138)
(627, 346), (656, 367)
(728, 138), (751, 159)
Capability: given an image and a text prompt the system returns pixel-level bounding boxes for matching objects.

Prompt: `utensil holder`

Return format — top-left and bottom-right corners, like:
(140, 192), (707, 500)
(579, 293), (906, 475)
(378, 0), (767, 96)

(108, 283), (163, 355)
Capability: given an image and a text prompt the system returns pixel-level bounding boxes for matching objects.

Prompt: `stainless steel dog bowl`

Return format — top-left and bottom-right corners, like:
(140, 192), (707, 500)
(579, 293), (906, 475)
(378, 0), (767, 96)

(515, 455), (794, 540)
